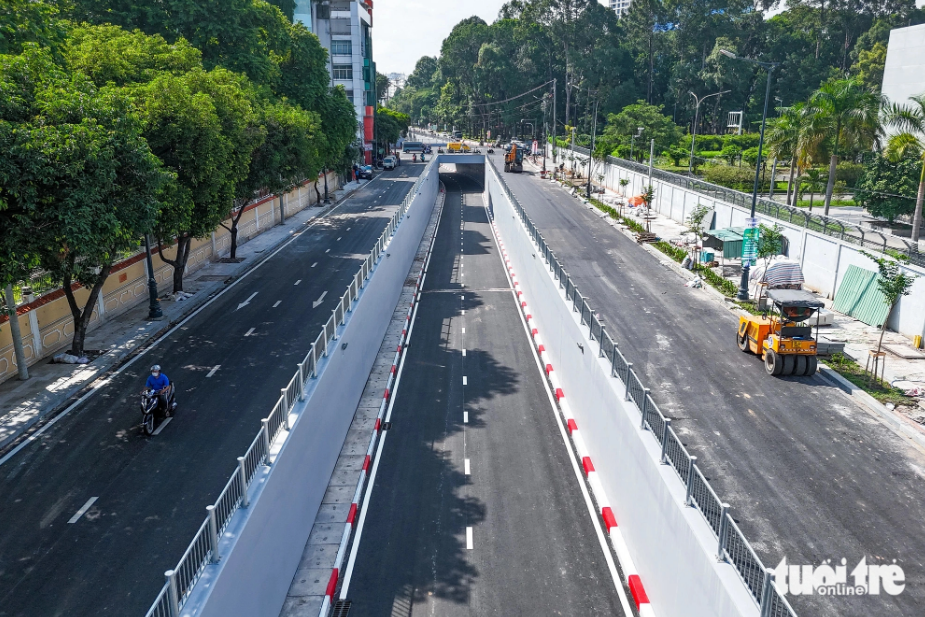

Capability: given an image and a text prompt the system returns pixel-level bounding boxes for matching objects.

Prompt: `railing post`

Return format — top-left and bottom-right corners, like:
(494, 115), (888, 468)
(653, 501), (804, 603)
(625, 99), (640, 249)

(685, 456), (698, 506)
(297, 363), (306, 396)
(624, 363), (633, 401)
(660, 419), (672, 464)
(281, 387), (289, 411)
(599, 326), (606, 357)
(716, 503), (731, 561)
(237, 457), (250, 507)
(165, 570), (180, 617)
(639, 388), (651, 429)
(261, 419), (272, 464)
(759, 570), (776, 617)
(207, 505), (221, 564)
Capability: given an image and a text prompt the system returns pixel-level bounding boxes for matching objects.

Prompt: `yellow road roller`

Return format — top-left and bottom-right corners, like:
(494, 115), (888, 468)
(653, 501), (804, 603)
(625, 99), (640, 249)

(737, 289), (824, 376)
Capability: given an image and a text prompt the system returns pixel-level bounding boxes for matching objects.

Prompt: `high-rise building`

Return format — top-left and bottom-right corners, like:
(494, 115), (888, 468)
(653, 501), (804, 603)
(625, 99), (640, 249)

(293, 0), (377, 163)
(601, 0), (632, 17)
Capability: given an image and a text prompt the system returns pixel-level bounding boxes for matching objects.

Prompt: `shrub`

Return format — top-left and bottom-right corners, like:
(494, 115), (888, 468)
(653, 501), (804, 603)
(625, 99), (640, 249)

(703, 165), (771, 191)
(835, 162), (864, 188)
(722, 133), (761, 150)
(720, 144), (742, 165)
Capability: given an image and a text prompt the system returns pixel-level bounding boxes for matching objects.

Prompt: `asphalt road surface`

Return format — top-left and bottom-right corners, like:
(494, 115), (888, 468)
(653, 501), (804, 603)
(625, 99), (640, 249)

(0, 165), (422, 617)
(343, 172), (628, 617)
(491, 153), (925, 617)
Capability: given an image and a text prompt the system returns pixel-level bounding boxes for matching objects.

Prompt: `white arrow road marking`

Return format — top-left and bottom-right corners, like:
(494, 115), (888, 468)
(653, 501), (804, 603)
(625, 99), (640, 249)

(206, 365), (221, 378)
(68, 497), (98, 524)
(312, 291), (328, 308)
(236, 292), (258, 311)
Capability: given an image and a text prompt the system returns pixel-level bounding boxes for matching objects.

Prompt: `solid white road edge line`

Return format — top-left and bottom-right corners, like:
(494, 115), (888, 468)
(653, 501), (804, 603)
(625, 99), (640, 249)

(0, 175), (398, 468)
(490, 215), (635, 617)
(67, 497), (98, 524)
(339, 264), (425, 599)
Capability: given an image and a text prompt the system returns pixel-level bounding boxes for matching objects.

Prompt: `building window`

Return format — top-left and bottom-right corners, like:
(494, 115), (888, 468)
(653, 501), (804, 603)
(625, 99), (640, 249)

(331, 40), (351, 55)
(345, 90), (354, 103)
(332, 64), (353, 80)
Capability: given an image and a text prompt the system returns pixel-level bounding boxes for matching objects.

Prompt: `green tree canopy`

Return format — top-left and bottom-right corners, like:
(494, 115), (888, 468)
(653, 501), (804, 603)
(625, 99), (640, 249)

(596, 100), (682, 161)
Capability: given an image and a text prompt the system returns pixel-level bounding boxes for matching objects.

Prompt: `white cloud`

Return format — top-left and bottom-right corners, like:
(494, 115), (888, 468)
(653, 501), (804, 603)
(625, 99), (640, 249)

(373, 0), (508, 75)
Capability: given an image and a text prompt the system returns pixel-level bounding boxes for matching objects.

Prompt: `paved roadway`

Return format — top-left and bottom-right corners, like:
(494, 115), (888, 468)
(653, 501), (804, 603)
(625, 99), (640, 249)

(0, 165), (422, 617)
(490, 153), (925, 617)
(343, 172), (628, 616)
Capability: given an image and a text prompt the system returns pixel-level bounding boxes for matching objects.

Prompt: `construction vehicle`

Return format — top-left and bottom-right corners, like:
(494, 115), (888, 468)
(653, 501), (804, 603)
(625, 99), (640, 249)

(737, 289), (824, 376)
(504, 142), (524, 173)
(447, 142), (470, 153)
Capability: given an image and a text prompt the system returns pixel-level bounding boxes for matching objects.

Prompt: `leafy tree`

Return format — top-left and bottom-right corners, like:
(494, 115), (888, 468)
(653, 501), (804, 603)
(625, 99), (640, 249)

(807, 76), (883, 214)
(757, 223), (784, 277)
(854, 154), (920, 223)
(686, 204), (711, 262)
(225, 100), (321, 259)
(720, 144), (742, 166)
(377, 107), (410, 150)
(376, 72), (390, 104)
(860, 251), (916, 365)
(882, 93), (925, 242)
(0, 0), (69, 55)
(597, 100), (681, 162)
(0, 48), (167, 354)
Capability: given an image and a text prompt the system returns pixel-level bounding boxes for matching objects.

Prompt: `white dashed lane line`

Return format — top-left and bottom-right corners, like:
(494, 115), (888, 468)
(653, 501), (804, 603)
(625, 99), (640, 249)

(466, 527), (474, 550)
(206, 365), (221, 378)
(273, 301), (281, 308)
(67, 497), (98, 524)
(294, 280), (302, 286)
(244, 328), (255, 337)
(311, 262), (318, 268)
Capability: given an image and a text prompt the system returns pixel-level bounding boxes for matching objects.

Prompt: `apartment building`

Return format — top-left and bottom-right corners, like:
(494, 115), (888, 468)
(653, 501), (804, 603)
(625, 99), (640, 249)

(602, 0), (632, 17)
(293, 0), (377, 163)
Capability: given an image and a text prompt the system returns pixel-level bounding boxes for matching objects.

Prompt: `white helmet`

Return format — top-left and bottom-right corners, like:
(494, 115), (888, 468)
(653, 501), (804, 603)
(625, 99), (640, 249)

(151, 365), (161, 372)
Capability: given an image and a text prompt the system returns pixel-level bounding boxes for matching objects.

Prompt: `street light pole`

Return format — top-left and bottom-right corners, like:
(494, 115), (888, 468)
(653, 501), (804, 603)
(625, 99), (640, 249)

(688, 89), (730, 175)
(720, 50), (780, 301)
(143, 234), (163, 319)
(630, 126), (644, 162)
(586, 94), (600, 200)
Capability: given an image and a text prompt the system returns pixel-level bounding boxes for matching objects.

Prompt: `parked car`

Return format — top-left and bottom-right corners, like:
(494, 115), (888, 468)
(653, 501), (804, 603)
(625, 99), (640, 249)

(356, 165), (373, 180)
(383, 156), (397, 170)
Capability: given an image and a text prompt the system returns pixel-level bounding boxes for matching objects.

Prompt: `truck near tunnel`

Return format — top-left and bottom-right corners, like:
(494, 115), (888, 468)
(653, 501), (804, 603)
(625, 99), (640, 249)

(504, 142), (524, 173)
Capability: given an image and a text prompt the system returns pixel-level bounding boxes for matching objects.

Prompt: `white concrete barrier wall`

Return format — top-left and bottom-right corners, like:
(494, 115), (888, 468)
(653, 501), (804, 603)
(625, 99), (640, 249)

(487, 167), (760, 617)
(187, 166), (440, 617)
(562, 147), (925, 340)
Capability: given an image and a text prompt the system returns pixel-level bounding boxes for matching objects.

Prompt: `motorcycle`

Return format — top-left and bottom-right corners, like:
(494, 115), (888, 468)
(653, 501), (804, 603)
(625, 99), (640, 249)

(140, 386), (176, 435)
(472, 148), (482, 154)
(487, 148), (495, 154)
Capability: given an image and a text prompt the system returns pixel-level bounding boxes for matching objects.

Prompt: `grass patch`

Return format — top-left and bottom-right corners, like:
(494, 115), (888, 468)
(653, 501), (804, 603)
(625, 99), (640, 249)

(821, 352), (912, 405)
(654, 240), (686, 262)
(791, 198), (856, 209)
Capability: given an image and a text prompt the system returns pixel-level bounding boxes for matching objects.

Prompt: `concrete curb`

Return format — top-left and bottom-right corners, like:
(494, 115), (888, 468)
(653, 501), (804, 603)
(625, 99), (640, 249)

(0, 189), (360, 454)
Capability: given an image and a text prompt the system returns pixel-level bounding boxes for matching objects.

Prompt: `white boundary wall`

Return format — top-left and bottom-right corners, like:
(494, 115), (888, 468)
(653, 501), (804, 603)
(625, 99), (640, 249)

(561, 148), (925, 340)
(183, 165), (440, 617)
(486, 166), (760, 617)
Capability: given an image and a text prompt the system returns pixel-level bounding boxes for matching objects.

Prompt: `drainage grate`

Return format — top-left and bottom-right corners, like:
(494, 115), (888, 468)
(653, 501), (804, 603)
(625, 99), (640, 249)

(381, 422), (392, 430)
(332, 600), (351, 616)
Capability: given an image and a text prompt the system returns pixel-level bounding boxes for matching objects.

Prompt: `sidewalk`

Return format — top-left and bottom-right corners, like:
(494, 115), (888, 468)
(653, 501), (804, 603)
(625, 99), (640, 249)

(0, 181), (364, 452)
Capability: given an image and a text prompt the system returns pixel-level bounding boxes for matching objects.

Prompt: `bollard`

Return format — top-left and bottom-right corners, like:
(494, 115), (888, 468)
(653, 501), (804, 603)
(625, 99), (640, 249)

(685, 456), (698, 506)
(261, 419), (272, 464)
(639, 388), (651, 429)
(660, 419), (672, 464)
(166, 570), (180, 617)
(207, 505), (221, 564)
(716, 503), (731, 561)
(237, 457), (249, 507)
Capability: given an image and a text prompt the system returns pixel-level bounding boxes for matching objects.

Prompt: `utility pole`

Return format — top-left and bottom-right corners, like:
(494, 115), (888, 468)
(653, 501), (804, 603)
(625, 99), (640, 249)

(552, 79), (557, 166)
(143, 235), (163, 319)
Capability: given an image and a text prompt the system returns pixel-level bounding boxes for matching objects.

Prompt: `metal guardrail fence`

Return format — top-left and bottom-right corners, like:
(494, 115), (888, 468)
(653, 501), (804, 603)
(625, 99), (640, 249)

(563, 144), (923, 268)
(144, 162), (434, 617)
(488, 157), (798, 617)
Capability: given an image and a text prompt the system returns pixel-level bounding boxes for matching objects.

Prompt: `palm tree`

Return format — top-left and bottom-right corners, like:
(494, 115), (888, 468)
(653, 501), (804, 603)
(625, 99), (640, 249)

(808, 77), (883, 215)
(801, 169), (827, 212)
(766, 104), (805, 206)
(883, 93), (925, 244)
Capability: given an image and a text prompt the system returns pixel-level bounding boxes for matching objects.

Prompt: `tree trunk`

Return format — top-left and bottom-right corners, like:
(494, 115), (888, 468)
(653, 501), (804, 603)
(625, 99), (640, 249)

(3, 284), (29, 380)
(62, 260), (112, 356)
(157, 235), (192, 293)
(823, 153), (838, 215)
(226, 206), (246, 260)
(912, 164), (925, 244)
(785, 158), (796, 206)
(314, 180), (322, 204)
(876, 301), (896, 360)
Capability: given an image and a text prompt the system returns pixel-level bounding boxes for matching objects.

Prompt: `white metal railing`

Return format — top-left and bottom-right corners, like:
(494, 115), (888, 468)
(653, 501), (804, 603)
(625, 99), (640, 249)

(144, 159), (434, 617)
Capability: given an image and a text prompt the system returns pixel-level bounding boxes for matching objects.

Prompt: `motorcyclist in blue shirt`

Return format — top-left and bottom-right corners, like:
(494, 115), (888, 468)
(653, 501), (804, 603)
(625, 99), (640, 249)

(145, 364), (176, 411)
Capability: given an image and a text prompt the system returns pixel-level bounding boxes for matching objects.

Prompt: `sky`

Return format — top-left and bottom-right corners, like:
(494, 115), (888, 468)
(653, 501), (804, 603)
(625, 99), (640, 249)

(374, 0), (509, 76)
